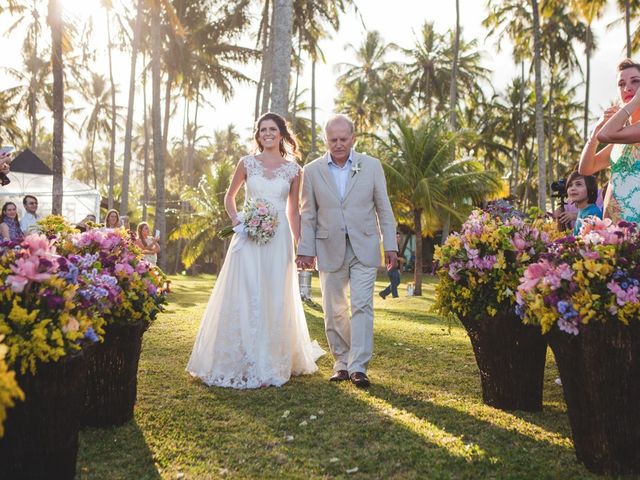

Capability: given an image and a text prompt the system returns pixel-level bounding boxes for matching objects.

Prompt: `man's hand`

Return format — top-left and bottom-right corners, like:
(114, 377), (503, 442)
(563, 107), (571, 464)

(384, 251), (398, 271)
(296, 255), (316, 270)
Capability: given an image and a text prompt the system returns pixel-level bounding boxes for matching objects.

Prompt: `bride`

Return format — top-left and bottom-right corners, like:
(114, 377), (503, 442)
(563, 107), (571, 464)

(186, 112), (324, 388)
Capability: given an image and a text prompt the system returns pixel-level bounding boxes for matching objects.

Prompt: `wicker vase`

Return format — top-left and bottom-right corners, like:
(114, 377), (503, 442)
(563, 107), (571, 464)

(82, 320), (148, 428)
(460, 310), (547, 411)
(548, 322), (640, 474)
(0, 348), (91, 480)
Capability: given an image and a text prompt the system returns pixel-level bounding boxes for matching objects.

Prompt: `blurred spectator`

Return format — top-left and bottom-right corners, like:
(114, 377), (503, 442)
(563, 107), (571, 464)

(20, 195), (39, 234)
(0, 150), (11, 185)
(0, 202), (23, 241)
(76, 214), (97, 233)
(135, 221), (160, 265)
(104, 209), (120, 229)
(379, 233), (402, 299)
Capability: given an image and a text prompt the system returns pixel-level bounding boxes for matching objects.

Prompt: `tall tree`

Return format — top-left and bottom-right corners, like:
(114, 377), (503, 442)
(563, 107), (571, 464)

(269, 0), (294, 115)
(449, 0), (460, 129)
(531, 0), (546, 210)
(48, 0), (63, 214)
(572, 0), (606, 140)
(104, 0), (117, 209)
(121, 0), (144, 217)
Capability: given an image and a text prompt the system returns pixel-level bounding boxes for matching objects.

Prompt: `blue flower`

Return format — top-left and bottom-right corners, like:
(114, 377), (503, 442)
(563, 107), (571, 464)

(557, 300), (570, 315)
(84, 327), (99, 343)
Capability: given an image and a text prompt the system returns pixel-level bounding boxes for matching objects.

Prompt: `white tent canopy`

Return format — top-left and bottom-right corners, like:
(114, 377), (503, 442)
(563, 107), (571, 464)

(0, 150), (100, 223)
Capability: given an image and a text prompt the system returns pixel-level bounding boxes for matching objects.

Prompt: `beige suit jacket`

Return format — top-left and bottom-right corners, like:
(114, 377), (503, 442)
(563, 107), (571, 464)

(298, 151), (397, 272)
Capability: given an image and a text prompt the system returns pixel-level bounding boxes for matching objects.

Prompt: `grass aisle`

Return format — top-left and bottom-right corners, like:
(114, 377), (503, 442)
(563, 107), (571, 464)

(77, 274), (598, 479)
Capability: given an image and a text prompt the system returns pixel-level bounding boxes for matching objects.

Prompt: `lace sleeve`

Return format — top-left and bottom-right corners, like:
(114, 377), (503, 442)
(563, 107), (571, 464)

(281, 161), (301, 183)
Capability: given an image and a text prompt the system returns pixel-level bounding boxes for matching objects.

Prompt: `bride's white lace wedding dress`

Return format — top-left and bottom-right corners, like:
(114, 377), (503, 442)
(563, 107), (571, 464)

(186, 155), (324, 389)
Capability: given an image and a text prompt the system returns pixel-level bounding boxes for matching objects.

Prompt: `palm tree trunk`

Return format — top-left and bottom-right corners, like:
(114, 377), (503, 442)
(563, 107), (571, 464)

(531, 0), (546, 211)
(261, 0), (274, 113)
(310, 58), (317, 159)
(514, 61), (525, 199)
(413, 208), (423, 296)
(163, 71), (174, 157)
(49, 0), (64, 214)
(151, 2), (166, 270)
(291, 30), (302, 127)
(583, 25), (592, 142)
(448, 0), (460, 130)
(106, 8), (117, 210)
(269, 0), (294, 116)
(547, 64), (556, 212)
(90, 126), (98, 189)
(30, 1), (38, 151)
(121, 0), (143, 218)
(625, 0), (631, 58)
(441, 213), (451, 245)
(142, 59), (150, 222)
(255, 0), (270, 119)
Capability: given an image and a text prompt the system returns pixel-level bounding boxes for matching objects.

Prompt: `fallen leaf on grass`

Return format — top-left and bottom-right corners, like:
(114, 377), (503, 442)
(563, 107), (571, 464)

(282, 410), (290, 418)
(346, 467), (359, 474)
(299, 420), (308, 426)
(285, 435), (294, 442)
(329, 457), (339, 463)
(309, 415), (317, 420)
(318, 410), (324, 415)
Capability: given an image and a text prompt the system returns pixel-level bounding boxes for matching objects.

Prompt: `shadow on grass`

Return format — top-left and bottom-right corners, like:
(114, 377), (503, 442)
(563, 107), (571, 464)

(77, 421), (161, 480)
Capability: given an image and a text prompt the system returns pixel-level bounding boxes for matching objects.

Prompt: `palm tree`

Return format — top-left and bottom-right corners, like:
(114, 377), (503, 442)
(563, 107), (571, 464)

(531, 0), (546, 210)
(269, 0), (294, 115)
(102, 0), (118, 209)
(377, 118), (502, 296)
(169, 160), (237, 271)
(121, 0), (144, 217)
(614, 1), (640, 57)
(78, 73), (118, 189)
(48, 0), (63, 214)
(449, 0), (460, 129)
(571, 0), (607, 140)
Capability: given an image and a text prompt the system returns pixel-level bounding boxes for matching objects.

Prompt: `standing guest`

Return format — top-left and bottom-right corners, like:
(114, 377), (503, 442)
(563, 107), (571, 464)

(296, 114), (398, 388)
(104, 209), (120, 229)
(380, 233), (402, 299)
(0, 202), (23, 241)
(20, 195), (39, 234)
(0, 150), (12, 183)
(135, 221), (160, 265)
(579, 59), (640, 222)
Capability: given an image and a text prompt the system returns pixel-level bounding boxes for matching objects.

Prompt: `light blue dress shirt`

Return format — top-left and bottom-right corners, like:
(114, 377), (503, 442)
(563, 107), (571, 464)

(327, 150), (353, 199)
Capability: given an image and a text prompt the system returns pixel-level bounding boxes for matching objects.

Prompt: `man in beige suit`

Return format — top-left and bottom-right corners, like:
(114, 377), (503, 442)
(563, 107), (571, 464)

(296, 114), (397, 388)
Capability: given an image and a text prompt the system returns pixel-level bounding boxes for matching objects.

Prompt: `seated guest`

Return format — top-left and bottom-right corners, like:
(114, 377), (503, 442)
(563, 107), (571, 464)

(0, 202), (23, 241)
(566, 171), (602, 236)
(20, 195), (39, 234)
(135, 221), (160, 265)
(104, 209), (120, 229)
(76, 214), (97, 232)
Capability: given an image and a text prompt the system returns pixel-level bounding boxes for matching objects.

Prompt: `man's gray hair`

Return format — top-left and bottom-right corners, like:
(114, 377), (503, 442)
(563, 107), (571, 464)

(324, 114), (355, 134)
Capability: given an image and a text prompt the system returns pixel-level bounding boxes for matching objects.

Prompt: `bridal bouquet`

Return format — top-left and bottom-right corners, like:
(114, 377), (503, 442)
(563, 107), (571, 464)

(218, 198), (279, 245)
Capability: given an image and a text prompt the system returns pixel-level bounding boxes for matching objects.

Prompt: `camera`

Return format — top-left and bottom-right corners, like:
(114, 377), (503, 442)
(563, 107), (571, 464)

(551, 179), (567, 198)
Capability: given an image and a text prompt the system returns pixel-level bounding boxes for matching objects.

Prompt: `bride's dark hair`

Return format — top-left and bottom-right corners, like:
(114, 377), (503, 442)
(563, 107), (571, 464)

(253, 112), (300, 160)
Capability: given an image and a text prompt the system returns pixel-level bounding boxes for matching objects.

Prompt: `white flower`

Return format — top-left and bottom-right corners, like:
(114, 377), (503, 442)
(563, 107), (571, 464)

(351, 161), (361, 176)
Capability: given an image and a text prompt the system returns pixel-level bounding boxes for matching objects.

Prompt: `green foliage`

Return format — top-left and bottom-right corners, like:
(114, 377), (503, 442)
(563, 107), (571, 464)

(169, 160), (238, 270)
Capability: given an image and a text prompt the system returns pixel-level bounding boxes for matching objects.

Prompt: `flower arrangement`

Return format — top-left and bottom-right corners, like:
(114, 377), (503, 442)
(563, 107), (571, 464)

(0, 334), (23, 438)
(59, 228), (168, 325)
(434, 202), (560, 319)
(0, 234), (108, 374)
(36, 215), (79, 238)
(218, 198), (279, 245)
(516, 217), (640, 335)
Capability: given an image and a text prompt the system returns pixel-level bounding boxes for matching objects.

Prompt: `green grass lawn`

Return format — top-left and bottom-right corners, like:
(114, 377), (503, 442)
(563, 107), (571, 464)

(76, 273), (603, 479)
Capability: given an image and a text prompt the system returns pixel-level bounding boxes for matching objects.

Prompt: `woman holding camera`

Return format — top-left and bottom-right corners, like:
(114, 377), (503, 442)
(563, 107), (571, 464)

(135, 222), (159, 265)
(579, 59), (640, 223)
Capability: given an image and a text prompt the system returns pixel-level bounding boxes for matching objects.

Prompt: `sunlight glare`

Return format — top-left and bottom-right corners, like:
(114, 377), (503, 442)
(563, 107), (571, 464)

(62, 0), (105, 23)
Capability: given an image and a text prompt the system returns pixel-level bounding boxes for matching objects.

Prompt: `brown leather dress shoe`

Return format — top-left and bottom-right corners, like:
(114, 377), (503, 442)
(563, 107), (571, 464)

(350, 372), (370, 388)
(329, 370), (349, 382)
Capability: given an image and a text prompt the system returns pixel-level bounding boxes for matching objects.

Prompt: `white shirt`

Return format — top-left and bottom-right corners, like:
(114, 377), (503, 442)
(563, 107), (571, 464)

(20, 212), (39, 234)
(327, 151), (353, 199)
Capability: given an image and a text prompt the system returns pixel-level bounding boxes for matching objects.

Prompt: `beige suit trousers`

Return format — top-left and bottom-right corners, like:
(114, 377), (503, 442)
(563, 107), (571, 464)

(319, 239), (377, 374)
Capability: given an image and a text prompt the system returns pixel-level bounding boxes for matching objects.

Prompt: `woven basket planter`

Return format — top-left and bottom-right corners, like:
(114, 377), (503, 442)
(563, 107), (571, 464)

(548, 322), (640, 474)
(460, 310), (547, 411)
(81, 319), (148, 428)
(0, 347), (91, 480)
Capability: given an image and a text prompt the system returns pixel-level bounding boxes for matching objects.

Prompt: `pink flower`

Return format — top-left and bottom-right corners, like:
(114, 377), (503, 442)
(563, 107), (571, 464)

(511, 235), (526, 252)
(518, 260), (552, 293)
(249, 218), (260, 227)
(6, 256), (53, 293)
(115, 262), (135, 276)
(23, 234), (55, 257)
(257, 206), (268, 215)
